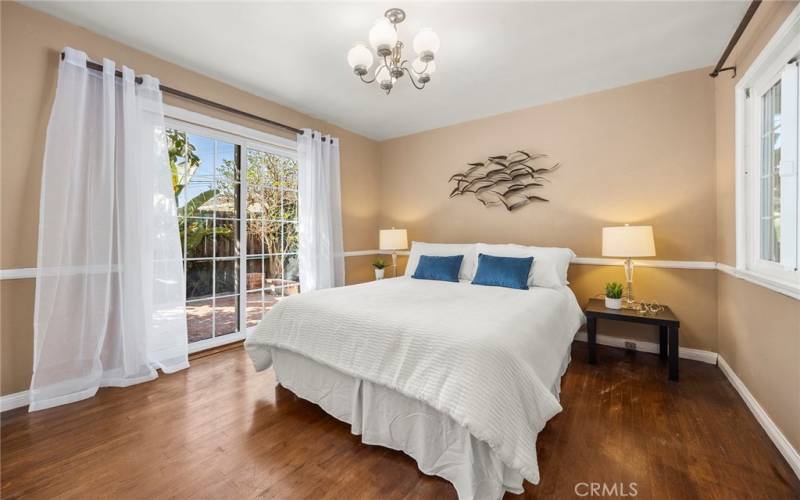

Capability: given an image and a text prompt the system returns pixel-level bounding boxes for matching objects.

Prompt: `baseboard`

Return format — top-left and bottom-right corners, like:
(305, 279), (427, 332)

(0, 390), (30, 412)
(717, 356), (800, 480)
(573, 331), (718, 364)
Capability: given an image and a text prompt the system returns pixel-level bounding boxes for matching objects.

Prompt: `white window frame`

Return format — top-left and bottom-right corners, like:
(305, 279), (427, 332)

(735, 5), (800, 299)
(164, 105), (299, 353)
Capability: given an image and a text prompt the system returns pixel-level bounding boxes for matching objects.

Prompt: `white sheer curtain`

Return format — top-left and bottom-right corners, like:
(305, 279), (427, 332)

(29, 48), (188, 411)
(297, 129), (345, 292)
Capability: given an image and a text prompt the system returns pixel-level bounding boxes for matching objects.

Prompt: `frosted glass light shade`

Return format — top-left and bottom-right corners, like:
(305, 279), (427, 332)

(413, 28), (440, 56)
(379, 229), (408, 250)
(375, 64), (392, 84)
(347, 43), (373, 70)
(602, 225), (656, 257)
(412, 58), (436, 76)
(369, 18), (397, 51)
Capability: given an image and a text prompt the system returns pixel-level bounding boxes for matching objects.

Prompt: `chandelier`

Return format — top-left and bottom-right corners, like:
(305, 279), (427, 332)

(347, 8), (440, 95)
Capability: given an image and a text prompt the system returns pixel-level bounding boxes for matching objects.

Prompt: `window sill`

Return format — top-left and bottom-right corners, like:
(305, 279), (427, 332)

(717, 263), (800, 300)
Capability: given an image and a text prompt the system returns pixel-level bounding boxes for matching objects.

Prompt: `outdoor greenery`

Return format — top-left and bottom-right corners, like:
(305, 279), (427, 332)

(168, 128), (201, 198)
(604, 282), (624, 299)
(169, 129), (219, 259)
(168, 129), (299, 298)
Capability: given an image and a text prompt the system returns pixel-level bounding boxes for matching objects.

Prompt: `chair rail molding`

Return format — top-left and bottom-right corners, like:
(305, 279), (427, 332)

(342, 252), (717, 270)
(1, 257), (720, 280)
(0, 268), (37, 280)
(571, 257), (716, 269)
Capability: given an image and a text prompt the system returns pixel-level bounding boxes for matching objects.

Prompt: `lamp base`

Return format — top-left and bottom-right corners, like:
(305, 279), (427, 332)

(623, 258), (636, 307)
(624, 281), (635, 308)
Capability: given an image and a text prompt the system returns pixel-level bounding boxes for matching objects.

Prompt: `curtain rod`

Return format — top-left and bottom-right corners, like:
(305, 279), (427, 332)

(709, 0), (761, 78)
(59, 51), (330, 141)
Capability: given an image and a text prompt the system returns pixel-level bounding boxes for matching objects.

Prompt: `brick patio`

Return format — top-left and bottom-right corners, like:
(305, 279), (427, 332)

(186, 291), (276, 343)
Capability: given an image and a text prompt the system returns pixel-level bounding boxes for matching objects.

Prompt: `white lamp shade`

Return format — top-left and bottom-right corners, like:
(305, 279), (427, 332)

(602, 225), (656, 257)
(347, 43), (373, 69)
(369, 18), (397, 51)
(379, 229), (408, 251)
(412, 58), (436, 76)
(413, 28), (440, 55)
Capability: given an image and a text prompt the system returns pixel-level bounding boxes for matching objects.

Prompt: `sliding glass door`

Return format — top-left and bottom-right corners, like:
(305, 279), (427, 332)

(167, 118), (298, 348)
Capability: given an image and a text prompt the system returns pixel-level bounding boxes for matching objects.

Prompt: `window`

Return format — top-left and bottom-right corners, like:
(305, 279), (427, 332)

(166, 109), (299, 349)
(737, 20), (800, 295)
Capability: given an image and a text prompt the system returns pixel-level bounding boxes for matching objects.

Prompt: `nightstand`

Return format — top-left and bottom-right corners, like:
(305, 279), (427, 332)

(583, 298), (681, 381)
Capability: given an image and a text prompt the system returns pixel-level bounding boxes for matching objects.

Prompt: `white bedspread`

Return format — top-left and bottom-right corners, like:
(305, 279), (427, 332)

(245, 277), (585, 485)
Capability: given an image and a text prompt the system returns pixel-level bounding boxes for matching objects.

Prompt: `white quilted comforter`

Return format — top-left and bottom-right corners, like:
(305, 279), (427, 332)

(245, 277), (585, 484)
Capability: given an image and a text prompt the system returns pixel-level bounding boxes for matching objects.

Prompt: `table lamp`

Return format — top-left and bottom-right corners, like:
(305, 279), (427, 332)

(602, 224), (655, 306)
(379, 228), (408, 277)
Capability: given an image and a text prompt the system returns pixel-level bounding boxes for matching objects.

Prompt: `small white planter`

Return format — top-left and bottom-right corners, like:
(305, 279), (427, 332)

(374, 268), (385, 280)
(605, 296), (622, 309)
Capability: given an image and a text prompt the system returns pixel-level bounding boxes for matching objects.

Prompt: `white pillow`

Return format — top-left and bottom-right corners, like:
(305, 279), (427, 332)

(475, 243), (575, 289)
(404, 242), (478, 281)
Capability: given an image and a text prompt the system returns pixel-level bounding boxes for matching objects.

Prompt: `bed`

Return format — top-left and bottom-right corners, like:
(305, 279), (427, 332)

(245, 243), (585, 499)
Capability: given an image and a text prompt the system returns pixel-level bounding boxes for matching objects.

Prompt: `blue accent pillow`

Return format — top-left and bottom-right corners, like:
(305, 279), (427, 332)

(471, 253), (534, 290)
(412, 255), (464, 282)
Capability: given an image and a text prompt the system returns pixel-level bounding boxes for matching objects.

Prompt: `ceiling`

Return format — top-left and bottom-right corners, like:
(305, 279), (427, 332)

(25, 1), (749, 140)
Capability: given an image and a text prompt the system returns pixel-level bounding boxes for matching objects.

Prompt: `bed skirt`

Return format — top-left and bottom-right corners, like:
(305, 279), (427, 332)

(272, 347), (527, 500)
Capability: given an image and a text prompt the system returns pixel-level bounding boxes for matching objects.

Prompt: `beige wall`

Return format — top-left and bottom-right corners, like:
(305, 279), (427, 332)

(380, 69), (716, 260)
(0, 2), (381, 395)
(717, 273), (800, 448)
(713, 1), (800, 451)
(381, 68), (719, 352)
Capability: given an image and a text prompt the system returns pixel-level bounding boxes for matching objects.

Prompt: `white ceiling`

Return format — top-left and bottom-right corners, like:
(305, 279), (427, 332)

(26, 1), (749, 140)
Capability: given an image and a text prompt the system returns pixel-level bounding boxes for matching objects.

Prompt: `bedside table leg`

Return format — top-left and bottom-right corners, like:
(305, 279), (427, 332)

(659, 325), (668, 361)
(587, 317), (597, 364)
(668, 326), (679, 381)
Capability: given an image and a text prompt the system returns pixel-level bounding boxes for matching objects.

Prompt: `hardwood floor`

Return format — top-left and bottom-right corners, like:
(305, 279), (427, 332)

(2, 343), (798, 499)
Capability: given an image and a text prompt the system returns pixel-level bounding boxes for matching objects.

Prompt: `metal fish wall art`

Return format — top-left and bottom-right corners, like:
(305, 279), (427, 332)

(448, 150), (561, 211)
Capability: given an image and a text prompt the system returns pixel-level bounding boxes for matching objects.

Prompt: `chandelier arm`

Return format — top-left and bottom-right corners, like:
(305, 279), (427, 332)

(402, 67), (426, 90)
(402, 59), (428, 76)
(359, 72), (378, 84)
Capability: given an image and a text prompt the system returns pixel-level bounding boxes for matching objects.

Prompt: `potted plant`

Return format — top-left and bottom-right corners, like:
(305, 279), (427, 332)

(604, 282), (624, 309)
(373, 258), (387, 280)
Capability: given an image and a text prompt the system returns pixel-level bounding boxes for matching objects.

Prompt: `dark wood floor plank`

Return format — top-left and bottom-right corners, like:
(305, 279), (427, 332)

(2, 343), (798, 499)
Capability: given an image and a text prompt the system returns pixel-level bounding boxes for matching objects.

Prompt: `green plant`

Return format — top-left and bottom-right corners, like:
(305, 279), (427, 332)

(605, 282), (624, 299)
(167, 129), (201, 199)
(372, 258), (387, 270)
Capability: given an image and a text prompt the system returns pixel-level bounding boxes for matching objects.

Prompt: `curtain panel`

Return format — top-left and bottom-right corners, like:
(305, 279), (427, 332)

(29, 48), (188, 411)
(297, 130), (345, 292)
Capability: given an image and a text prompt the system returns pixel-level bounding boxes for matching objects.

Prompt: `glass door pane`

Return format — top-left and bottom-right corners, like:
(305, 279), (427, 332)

(167, 127), (242, 342)
(244, 147), (300, 326)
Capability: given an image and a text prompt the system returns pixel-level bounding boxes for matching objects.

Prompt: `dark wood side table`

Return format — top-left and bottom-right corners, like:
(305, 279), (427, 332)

(583, 298), (681, 381)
